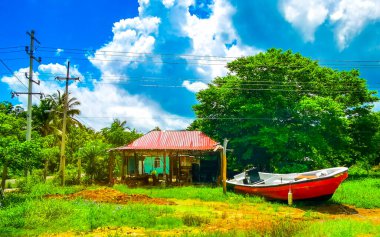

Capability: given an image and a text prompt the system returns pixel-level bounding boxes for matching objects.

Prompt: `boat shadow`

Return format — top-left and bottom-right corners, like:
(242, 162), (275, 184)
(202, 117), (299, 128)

(294, 201), (359, 215)
(267, 199), (359, 215)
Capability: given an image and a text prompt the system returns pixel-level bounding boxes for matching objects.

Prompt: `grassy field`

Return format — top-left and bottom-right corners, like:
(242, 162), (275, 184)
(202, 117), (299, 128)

(0, 177), (379, 236)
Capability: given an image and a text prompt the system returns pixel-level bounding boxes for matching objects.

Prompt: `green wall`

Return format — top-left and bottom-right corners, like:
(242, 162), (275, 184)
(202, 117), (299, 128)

(143, 156), (169, 174)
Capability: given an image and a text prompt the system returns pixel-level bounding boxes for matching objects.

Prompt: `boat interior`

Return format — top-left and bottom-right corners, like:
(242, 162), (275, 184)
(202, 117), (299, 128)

(229, 167), (348, 186)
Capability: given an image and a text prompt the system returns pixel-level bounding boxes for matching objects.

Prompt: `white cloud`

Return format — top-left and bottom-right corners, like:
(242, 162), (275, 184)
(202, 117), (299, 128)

(329, 0), (380, 49)
(182, 80), (208, 93)
(1, 63), (191, 132)
(56, 48), (64, 56)
(88, 16), (161, 77)
(138, 0), (151, 15)
(162, 0), (175, 8)
(178, 0), (260, 85)
(280, 0), (380, 49)
(73, 83), (191, 132)
(280, 0), (330, 42)
(38, 63), (83, 79)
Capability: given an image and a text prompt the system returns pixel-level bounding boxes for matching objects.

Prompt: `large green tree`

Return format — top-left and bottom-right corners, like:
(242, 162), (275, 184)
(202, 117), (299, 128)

(192, 49), (378, 172)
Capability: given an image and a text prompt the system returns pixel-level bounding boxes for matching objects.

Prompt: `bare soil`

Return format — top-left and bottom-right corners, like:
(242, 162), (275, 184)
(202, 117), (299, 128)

(45, 187), (175, 205)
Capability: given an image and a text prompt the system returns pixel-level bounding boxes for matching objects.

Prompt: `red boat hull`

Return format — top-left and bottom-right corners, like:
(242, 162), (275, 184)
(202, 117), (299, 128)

(232, 171), (348, 200)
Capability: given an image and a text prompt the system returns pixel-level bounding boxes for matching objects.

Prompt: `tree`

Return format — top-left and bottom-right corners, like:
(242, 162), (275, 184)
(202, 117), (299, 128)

(192, 49), (378, 172)
(0, 108), (25, 189)
(101, 119), (142, 147)
(349, 112), (380, 172)
(32, 97), (56, 136)
(77, 139), (109, 184)
(46, 90), (82, 130)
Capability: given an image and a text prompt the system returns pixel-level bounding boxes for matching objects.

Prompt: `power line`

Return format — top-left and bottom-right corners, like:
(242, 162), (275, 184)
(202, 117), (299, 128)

(39, 46), (240, 60)
(0, 50), (26, 54)
(38, 46), (380, 62)
(0, 59), (29, 90)
(0, 46), (24, 50)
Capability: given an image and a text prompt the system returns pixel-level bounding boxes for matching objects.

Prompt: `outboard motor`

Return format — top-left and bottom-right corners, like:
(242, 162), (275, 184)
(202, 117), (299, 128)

(243, 167), (262, 184)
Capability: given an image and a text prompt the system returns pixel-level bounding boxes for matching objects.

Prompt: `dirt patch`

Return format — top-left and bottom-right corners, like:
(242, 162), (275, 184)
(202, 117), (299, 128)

(45, 187), (175, 205)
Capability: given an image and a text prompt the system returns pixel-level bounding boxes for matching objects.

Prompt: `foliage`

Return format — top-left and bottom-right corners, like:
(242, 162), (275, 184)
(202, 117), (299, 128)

(77, 139), (110, 183)
(192, 49), (379, 172)
(101, 119), (142, 147)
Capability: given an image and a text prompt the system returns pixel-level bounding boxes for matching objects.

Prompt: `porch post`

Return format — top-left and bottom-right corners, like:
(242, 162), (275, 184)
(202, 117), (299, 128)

(178, 154), (181, 182)
(134, 152), (138, 176)
(176, 152), (179, 182)
(169, 154), (173, 183)
(163, 150), (167, 184)
(121, 151), (126, 182)
(108, 150), (115, 185)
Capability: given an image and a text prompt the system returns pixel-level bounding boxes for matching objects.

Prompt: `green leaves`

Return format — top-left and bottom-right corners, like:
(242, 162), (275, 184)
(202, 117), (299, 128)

(192, 49), (379, 172)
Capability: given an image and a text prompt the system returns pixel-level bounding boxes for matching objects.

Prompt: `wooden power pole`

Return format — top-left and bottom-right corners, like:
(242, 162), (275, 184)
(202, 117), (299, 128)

(222, 138), (229, 194)
(56, 61), (79, 186)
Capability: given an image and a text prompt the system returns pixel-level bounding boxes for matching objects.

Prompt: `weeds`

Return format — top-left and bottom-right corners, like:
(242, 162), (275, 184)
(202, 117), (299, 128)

(182, 214), (211, 227)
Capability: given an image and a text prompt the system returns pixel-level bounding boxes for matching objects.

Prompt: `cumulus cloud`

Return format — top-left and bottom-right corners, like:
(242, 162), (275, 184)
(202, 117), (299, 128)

(280, 0), (380, 49)
(180, 0), (260, 80)
(162, 0), (175, 8)
(182, 80), (208, 93)
(280, 0), (330, 42)
(1, 63), (191, 132)
(329, 0), (380, 49)
(38, 62), (83, 79)
(87, 0), (260, 119)
(88, 16), (161, 77)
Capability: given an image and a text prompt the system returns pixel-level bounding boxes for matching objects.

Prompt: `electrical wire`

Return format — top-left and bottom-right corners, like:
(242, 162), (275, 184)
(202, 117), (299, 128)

(0, 59), (28, 90)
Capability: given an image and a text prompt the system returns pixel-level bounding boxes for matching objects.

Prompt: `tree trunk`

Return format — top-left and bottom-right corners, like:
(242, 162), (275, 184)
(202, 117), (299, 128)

(77, 158), (81, 184)
(43, 159), (49, 182)
(1, 163), (8, 190)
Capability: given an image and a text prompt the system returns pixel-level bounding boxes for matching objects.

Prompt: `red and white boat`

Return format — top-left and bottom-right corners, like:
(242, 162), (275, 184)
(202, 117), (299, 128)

(227, 167), (348, 201)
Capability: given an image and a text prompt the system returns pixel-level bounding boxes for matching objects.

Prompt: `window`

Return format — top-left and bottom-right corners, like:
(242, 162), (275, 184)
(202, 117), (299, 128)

(154, 157), (161, 168)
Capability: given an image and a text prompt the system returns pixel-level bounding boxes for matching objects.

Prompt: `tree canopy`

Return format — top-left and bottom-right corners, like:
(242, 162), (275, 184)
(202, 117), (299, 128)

(192, 49), (379, 172)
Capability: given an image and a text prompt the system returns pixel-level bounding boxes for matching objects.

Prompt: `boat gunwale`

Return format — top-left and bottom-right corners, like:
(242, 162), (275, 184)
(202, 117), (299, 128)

(227, 167), (348, 188)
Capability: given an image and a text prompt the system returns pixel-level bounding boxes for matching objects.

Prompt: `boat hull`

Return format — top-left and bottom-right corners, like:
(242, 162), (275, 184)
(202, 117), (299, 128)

(229, 171), (348, 201)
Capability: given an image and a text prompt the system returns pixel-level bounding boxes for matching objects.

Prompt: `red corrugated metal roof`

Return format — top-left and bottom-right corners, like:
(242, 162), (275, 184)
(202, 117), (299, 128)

(115, 131), (220, 151)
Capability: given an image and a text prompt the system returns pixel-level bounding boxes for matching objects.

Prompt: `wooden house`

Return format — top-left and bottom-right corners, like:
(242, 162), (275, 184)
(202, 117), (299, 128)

(108, 130), (223, 185)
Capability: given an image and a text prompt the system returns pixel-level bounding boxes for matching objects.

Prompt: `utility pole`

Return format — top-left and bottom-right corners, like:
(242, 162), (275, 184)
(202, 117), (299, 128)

(222, 138), (229, 194)
(25, 30), (41, 141)
(56, 61), (79, 186)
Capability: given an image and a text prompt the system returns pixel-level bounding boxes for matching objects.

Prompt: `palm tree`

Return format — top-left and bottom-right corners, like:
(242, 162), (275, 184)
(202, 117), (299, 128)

(32, 98), (55, 136)
(48, 90), (82, 129)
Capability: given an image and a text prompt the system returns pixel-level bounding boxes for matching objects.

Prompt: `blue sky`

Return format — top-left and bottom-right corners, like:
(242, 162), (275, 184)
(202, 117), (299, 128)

(1, 0), (380, 132)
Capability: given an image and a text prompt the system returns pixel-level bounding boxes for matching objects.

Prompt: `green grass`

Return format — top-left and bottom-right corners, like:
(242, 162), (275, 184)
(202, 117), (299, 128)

(182, 219), (380, 237)
(114, 185), (264, 204)
(295, 219), (380, 237)
(1, 178), (379, 236)
(0, 198), (182, 236)
(332, 178), (380, 208)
